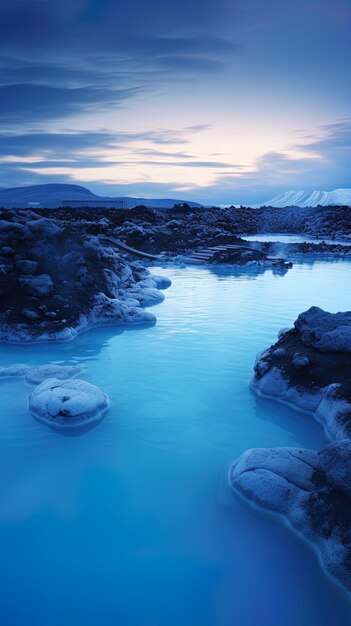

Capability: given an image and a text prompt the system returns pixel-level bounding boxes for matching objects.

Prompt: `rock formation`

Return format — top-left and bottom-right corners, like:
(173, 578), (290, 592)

(28, 378), (109, 430)
(0, 209), (170, 342)
(230, 307), (351, 591)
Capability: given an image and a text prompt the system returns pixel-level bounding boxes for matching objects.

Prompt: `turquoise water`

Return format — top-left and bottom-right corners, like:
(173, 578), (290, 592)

(244, 233), (350, 245)
(0, 258), (351, 625)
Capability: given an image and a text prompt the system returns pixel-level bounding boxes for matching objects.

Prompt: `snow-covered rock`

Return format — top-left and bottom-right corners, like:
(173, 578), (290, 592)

(28, 378), (109, 430)
(25, 364), (82, 385)
(130, 287), (165, 306)
(149, 274), (172, 289)
(251, 307), (351, 438)
(230, 306), (351, 592)
(261, 188), (351, 208)
(0, 363), (82, 384)
(230, 441), (351, 591)
(295, 307), (351, 352)
(231, 446), (318, 512)
(88, 293), (156, 327)
(0, 364), (30, 378)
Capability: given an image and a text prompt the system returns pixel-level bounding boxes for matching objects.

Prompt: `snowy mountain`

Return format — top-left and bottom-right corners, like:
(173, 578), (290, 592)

(261, 188), (351, 208)
(0, 184), (202, 209)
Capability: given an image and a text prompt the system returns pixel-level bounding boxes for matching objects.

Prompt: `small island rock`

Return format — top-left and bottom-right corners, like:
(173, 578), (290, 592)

(28, 378), (109, 430)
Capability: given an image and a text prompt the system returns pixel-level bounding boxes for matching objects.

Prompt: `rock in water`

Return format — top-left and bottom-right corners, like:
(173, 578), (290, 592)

(149, 274), (172, 289)
(230, 442), (351, 592)
(250, 307), (351, 439)
(295, 306), (351, 353)
(0, 363), (82, 384)
(230, 307), (351, 592)
(25, 364), (82, 385)
(28, 378), (109, 430)
(0, 364), (30, 378)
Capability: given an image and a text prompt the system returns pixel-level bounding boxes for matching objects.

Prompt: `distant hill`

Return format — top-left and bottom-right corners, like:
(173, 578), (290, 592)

(0, 183), (202, 209)
(261, 188), (351, 208)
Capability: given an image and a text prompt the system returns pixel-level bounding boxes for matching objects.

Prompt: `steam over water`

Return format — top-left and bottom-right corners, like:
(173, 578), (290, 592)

(244, 233), (350, 245)
(0, 255), (351, 624)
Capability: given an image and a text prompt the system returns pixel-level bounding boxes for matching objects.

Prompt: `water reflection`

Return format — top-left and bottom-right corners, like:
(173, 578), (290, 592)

(208, 264), (289, 280)
(0, 320), (156, 366)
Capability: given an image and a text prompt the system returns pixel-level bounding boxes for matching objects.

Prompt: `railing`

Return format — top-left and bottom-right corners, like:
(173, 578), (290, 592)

(98, 236), (160, 260)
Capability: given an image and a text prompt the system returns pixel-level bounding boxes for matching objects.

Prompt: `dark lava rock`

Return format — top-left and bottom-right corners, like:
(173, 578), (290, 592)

(16, 259), (38, 275)
(231, 307), (351, 592)
(0, 209), (168, 341)
(19, 274), (54, 297)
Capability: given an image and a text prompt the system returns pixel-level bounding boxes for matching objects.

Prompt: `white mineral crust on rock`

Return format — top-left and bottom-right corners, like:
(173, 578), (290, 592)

(28, 378), (109, 429)
(230, 306), (351, 592)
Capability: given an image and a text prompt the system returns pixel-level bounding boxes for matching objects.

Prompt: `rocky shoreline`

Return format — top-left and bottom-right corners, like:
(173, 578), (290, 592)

(7, 203), (350, 258)
(0, 363), (111, 431)
(249, 240), (351, 259)
(230, 307), (351, 592)
(0, 209), (175, 430)
(1, 207), (306, 345)
(0, 209), (171, 343)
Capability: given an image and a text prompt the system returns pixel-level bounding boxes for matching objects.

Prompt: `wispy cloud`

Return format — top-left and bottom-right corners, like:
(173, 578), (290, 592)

(0, 84), (144, 124)
(1, 119), (351, 202)
(0, 125), (237, 188)
(198, 119), (351, 203)
(0, 1), (350, 201)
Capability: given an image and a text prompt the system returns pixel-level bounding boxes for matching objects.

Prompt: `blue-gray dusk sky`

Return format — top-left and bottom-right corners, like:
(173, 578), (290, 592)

(1, 0), (350, 204)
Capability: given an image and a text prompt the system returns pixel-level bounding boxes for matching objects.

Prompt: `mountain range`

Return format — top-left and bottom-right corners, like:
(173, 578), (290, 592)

(262, 188), (351, 208)
(1, 183), (351, 209)
(0, 184), (202, 209)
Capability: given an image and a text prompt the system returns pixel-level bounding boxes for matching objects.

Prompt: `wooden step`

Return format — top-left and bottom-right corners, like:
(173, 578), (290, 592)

(191, 253), (214, 259)
(207, 246), (228, 251)
(180, 257), (205, 264)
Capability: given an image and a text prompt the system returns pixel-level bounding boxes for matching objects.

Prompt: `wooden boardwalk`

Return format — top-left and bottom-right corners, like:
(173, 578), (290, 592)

(181, 243), (252, 264)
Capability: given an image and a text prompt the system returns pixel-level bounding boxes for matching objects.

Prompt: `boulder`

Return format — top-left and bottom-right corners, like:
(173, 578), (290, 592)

(230, 442), (351, 591)
(149, 274), (172, 289)
(0, 364), (30, 378)
(16, 260), (38, 275)
(231, 306), (351, 592)
(251, 307), (351, 438)
(295, 306), (351, 353)
(28, 378), (109, 429)
(133, 287), (165, 306)
(22, 308), (39, 320)
(25, 364), (82, 385)
(27, 217), (62, 237)
(19, 274), (54, 297)
(292, 353), (310, 369)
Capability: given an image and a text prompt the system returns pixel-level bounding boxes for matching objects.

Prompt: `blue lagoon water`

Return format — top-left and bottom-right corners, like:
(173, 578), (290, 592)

(244, 233), (350, 245)
(0, 257), (351, 625)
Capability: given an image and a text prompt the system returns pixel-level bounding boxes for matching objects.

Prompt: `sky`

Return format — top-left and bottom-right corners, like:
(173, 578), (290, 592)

(0, 0), (350, 204)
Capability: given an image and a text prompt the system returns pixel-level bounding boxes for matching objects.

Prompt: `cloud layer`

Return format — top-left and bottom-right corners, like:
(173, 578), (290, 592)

(0, 0), (350, 202)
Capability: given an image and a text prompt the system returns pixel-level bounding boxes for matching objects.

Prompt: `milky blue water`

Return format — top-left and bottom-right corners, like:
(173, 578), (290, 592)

(244, 233), (350, 245)
(0, 256), (351, 625)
